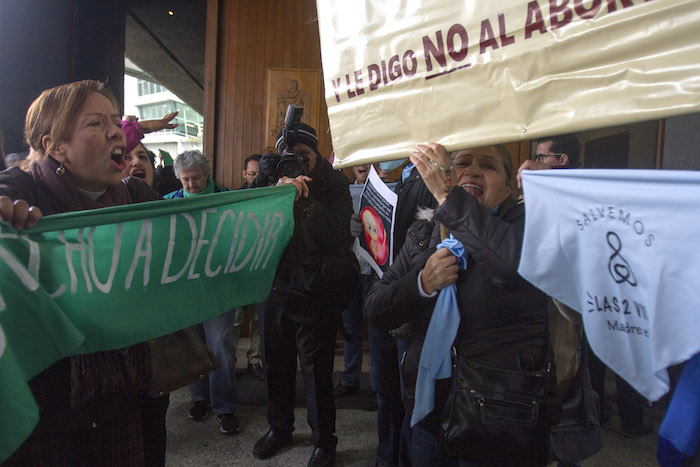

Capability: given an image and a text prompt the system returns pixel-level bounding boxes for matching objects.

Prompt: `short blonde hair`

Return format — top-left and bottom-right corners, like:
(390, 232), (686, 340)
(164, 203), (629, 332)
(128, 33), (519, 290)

(452, 144), (517, 203)
(493, 144), (516, 201)
(25, 80), (119, 161)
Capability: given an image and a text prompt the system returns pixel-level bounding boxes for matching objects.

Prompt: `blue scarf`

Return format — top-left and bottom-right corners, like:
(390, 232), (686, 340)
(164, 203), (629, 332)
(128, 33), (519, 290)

(411, 235), (468, 427)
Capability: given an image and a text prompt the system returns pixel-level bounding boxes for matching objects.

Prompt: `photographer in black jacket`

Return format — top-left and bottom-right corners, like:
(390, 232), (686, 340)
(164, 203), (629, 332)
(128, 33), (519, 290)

(251, 121), (354, 467)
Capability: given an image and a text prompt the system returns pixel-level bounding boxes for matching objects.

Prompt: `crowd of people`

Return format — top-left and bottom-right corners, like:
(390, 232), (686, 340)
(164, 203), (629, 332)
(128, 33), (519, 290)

(0, 79), (686, 467)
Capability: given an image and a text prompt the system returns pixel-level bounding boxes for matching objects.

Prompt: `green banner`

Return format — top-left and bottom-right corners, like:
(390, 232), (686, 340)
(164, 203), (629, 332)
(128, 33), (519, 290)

(0, 185), (295, 461)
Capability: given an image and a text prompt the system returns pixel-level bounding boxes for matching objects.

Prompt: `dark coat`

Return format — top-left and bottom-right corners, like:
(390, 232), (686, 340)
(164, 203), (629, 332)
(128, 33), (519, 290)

(392, 166), (437, 259)
(263, 156), (354, 311)
(365, 187), (548, 433)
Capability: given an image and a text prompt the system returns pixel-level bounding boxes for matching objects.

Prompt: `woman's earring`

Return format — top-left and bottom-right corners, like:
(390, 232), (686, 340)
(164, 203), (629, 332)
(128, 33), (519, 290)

(56, 161), (66, 176)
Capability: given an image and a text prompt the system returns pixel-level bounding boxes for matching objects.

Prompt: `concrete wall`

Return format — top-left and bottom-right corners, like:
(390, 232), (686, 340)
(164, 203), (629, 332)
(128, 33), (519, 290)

(577, 120), (659, 169)
(0, 0), (125, 153)
(662, 112), (700, 171)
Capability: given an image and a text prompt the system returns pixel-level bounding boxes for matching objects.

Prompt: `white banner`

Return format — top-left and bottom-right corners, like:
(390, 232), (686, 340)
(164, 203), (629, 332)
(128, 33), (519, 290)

(316, 0), (700, 168)
(518, 169), (700, 401)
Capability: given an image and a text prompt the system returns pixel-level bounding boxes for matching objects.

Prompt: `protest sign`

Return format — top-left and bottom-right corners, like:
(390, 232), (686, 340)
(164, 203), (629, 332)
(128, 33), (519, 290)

(354, 166), (398, 277)
(316, 0), (700, 168)
(518, 169), (700, 401)
(350, 181), (397, 215)
(0, 185), (295, 462)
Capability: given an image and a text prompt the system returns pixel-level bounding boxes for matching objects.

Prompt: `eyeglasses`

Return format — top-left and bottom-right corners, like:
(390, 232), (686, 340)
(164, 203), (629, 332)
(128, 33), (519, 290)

(534, 153), (564, 163)
(245, 171), (258, 177)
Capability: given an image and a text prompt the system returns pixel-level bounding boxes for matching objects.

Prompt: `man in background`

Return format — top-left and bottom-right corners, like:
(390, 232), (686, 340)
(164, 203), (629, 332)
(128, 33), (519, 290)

(533, 133), (580, 169)
(241, 154), (261, 189)
(235, 153), (265, 381)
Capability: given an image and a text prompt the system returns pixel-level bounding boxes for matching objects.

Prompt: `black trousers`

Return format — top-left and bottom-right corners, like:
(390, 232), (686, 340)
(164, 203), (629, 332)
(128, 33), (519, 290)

(140, 394), (169, 467)
(589, 347), (645, 429)
(260, 292), (337, 448)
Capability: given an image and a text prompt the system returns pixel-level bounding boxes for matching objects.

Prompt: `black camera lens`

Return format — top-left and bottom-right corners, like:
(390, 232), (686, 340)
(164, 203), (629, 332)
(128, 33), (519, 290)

(277, 156), (303, 179)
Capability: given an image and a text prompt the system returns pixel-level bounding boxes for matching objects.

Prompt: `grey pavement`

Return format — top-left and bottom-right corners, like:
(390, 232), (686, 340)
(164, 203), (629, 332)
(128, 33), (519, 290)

(164, 340), (661, 466)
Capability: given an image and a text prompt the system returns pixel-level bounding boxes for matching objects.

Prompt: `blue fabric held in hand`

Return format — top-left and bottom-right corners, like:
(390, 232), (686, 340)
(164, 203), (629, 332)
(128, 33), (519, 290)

(411, 235), (468, 427)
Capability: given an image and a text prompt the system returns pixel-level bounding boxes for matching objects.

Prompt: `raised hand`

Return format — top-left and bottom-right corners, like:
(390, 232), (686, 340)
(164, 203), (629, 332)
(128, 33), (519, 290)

(410, 143), (456, 205)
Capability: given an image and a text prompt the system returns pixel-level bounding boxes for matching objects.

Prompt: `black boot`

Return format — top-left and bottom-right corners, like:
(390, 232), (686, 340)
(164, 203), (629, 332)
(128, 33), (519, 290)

(253, 429), (293, 459)
(308, 435), (337, 466)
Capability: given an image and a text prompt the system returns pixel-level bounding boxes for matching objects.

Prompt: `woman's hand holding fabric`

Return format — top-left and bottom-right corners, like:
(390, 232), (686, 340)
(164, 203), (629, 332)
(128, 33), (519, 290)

(0, 196), (43, 230)
(420, 247), (459, 294)
(410, 143), (456, 205)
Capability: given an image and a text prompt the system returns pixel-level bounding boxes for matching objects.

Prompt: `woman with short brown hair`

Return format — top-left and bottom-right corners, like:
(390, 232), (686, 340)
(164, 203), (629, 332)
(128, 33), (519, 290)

(0, 80), (172, 465)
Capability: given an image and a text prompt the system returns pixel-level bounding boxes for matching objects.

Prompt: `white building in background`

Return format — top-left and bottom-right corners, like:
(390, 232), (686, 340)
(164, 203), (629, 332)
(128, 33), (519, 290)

(123, 61), (203, 161)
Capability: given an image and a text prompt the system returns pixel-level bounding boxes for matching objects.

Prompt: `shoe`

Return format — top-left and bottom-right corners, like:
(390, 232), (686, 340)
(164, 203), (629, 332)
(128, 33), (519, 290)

(599, 401), (613, 424)
(188, 400), (209, 420)
(308, 436), (337, 467)
(361, 392), (378, 411)
(253, 429), (293, 459)
(621, 421), (653, 438)
(216, 413), (240, 435)
(248, 362), (266, 381)
(334, 380), (359, 398)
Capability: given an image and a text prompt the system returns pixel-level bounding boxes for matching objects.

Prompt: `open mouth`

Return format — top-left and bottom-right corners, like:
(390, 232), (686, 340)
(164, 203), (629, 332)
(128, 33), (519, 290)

(461, 182), (484, 197)
(131, 169), (145, 179)
(110, 149), (125, 170)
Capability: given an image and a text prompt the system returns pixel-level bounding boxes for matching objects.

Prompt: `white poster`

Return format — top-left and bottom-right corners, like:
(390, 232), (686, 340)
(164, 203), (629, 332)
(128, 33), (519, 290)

(354, 166), (398, 278)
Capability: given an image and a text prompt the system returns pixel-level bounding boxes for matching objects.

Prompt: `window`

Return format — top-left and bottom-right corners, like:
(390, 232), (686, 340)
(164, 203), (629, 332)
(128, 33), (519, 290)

(137, 102), (203, 138)
(137, 79), (166, 96)
(172, 103), (204, 138)
(138, 102), (177, 121)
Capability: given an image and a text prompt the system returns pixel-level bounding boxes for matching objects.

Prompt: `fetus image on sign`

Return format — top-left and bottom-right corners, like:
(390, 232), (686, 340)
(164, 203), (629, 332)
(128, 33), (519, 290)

(361, 206), (388, 265)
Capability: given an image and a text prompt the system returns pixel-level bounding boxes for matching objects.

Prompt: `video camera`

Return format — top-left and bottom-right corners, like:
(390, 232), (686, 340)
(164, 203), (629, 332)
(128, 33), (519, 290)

(258, 105), (305, 186)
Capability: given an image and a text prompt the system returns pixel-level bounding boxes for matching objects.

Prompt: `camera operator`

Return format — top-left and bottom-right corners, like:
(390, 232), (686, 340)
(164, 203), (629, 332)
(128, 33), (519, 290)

(251, 119), (354, 466)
